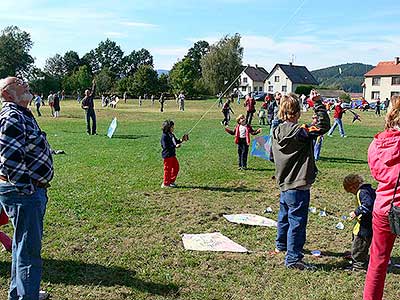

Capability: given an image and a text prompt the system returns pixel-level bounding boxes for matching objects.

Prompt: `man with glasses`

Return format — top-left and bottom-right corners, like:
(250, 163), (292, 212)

(0, 77), (54, 300)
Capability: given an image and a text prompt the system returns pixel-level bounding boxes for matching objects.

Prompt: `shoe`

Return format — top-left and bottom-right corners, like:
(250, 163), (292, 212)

(220, 121), (224, 126)
(287, 261), (316, 271)
(169, 183), (177, 188)
(341, 135), (347, 138)
(238, 167), (243, 170)
(161, 183), (171, 188)
(92, 133), (98, 135)
(269, 248), (284, 255)
(39, 290), (50, 300)
(328, 134), (332, 137)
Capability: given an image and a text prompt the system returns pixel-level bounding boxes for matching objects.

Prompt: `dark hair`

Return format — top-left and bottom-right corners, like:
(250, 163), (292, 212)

(162, 120), (174, 133)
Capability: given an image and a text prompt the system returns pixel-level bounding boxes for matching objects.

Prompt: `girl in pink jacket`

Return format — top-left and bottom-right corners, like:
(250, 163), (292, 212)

(364, 95), (400, 300)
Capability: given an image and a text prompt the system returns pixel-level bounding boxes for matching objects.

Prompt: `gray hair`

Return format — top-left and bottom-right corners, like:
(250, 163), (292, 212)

(0, 78), (24, 104)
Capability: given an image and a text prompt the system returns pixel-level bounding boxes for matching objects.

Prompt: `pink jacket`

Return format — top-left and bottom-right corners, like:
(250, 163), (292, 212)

(225, 124), (259, 145)
(368, 129), (400, 215)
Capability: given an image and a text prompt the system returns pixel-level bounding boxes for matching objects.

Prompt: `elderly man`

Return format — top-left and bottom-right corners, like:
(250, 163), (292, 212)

(0, 77), (53, 300)
(81, 79), (97, 135)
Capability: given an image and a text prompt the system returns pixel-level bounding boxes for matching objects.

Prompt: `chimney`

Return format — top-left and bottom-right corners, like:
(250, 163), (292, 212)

(255, 64), (258, 68)
(289, 62), (293, 66)
(396, 57), (400, 65)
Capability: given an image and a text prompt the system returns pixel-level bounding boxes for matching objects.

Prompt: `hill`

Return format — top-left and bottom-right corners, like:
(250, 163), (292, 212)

(311, 63), (374, 93)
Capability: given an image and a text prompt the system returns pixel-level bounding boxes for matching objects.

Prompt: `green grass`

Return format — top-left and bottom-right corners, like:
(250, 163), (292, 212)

(0, 99), (399, 299)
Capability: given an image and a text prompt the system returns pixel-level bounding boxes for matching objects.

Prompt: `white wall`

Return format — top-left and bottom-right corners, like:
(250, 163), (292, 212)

(239, 73), (265, 94)
(364, 76), (400, 102)
(264, 67), (293, 94)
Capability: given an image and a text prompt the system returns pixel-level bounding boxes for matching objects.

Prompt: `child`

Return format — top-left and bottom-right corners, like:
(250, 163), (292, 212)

(311, 114), (324, 160)
(0, 208), (11, 252)
(343, 174), (375, 271)
(271, 91), (330, 270)
(225, 114), (261, 170)
(161, 120), (189, 188)
(221, 99), (234, 126)
(258, 107), (266, 125)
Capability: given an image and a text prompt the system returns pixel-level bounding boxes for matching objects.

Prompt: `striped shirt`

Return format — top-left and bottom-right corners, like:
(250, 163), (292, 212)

(0, 102), (54, 194)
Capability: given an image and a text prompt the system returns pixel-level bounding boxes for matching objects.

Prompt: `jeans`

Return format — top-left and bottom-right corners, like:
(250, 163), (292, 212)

(328, 118), (345, 137)
(276, 189), (310, 266)
(222, 110), (230, 126)
(237, 138), (249, 168)
(0, 183), (48, 300)
(36, 104), (41, 117)
(85, 108), (97, 135)
(313, 136), (323, 160)
(246, 111), (254, 125)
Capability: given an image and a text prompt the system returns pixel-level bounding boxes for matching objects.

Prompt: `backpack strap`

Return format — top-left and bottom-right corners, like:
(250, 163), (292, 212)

(391, 172), (400, 209)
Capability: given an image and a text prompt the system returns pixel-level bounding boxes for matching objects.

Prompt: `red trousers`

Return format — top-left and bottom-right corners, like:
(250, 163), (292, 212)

(363, 211), (397, 300)
(163, 156), (179, 185)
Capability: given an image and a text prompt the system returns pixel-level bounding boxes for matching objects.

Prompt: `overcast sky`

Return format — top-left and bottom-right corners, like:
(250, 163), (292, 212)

(1, 0), (399, 71)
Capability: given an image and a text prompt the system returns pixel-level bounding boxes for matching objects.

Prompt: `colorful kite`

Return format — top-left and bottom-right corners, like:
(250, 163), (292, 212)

(251, 135), (272, 161)
(107, 117), (117, 138)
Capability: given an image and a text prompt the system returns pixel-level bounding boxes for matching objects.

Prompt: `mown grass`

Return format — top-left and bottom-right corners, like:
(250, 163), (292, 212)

(0, 98), (399, 299)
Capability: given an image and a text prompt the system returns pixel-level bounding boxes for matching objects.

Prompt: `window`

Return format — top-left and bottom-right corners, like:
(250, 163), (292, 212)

(259, 86), (263, 92)
(391, 91), (400, 97)
(241, 86), (247, 92)
(274, 76), (280, 82)
(371, 91), (380, 99)
(243, 77), (248, 84)
(282, 86), (287, 92)
(268, 86), (273, 92)
(392, 77), (400, 85)
(372, 77), (381, 86)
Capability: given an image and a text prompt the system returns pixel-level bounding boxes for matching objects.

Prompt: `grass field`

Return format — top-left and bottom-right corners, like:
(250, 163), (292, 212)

(0, 98), (399, 300)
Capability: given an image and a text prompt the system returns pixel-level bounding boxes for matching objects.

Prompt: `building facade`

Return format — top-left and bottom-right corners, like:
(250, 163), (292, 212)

(238, 65), (269, 95)
(363, 57), (400, 102)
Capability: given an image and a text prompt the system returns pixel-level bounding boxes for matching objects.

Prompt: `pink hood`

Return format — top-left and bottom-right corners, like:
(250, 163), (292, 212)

(368, 129), (400, 215)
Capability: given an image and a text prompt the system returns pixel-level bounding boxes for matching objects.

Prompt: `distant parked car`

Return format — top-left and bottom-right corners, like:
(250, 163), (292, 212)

(253, 92), (268, 101)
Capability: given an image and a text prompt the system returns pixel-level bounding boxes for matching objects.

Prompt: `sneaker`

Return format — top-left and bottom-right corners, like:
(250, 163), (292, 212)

(328, 134), (332, 137)
(161, 183), (171, 188)
(269, 248), (284, 255)
(341, 135), (347, 138)
(169, 183), (177, 188)
(39, 290), (50, 300)
(287, 261), (316, 271)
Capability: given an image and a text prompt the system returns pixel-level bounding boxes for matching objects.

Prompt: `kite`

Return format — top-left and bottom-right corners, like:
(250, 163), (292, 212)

(348, 109), (361, 123)
(182, 232), (248, 253)
(223, 214), (277, 227)
(107, 117), (117, 138)
(251, 135), (272, 161)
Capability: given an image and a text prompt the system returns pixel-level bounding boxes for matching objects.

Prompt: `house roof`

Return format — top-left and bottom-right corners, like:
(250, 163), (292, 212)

(365, 60), (400, 77)
(268, 64), (318, 85)
(242, 66), (269, 82)
(318, 89), (346, 98)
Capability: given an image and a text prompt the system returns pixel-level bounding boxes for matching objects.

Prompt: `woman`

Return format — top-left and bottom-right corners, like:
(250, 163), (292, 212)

(364, 95), (400, 300)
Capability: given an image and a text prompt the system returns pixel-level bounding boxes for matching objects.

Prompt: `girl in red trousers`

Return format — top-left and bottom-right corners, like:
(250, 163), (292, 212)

(161, 120), (188, 188)
(0, 208), (11, 252)
(364, 95), (400, 300)
(225, 114), (261, 170)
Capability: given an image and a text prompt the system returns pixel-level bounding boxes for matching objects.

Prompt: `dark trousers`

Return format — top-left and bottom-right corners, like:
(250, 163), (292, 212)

(222, 110), (230, 125)
(246, 111), (254, 125)
(85, 108), (97, 135)
(36, 104), (41, 116)
(237, 138), (249, 168)
(352, 234), (372, 270)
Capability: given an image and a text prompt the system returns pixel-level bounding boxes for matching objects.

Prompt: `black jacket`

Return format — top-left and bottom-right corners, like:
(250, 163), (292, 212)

(161, 132), (181, 159)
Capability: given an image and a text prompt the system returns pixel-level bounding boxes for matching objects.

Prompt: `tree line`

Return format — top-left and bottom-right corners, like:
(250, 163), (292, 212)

(0, 26), (243, 98)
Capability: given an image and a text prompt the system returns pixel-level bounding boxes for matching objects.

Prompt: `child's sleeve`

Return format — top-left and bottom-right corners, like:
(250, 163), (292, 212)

(298, 99), (331, 139)
(225, 127), (235, 135)
(354, 190), (374, 216)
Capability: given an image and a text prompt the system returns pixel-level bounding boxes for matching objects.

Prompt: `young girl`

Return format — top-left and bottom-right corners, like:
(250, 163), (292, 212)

(221, 99), (234, 126)
(161, 120), (189, 188)
(225, 114), (261, 170)
(0, 208), (11, 252)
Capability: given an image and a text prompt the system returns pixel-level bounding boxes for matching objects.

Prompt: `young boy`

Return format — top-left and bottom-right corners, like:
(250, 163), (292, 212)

(271, 91), (330, 270)
(343, 174), (376, 271)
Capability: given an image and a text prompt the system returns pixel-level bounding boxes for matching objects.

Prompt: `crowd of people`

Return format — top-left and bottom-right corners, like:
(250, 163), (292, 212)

(0, 76), (399, 300)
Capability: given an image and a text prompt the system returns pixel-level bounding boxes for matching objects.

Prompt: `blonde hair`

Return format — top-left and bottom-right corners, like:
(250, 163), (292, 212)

(343, 174), (364, 191)
(278, 93), (300, 121)
(385, 96), (400, 130)
(236, 114), (245, 123)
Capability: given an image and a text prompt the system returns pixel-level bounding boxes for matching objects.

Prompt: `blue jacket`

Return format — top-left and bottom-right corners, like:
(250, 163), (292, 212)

(353, 184), (376, 237)
(161, 132), (181, 159)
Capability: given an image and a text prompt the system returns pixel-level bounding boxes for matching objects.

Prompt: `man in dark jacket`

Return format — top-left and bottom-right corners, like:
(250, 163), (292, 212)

(81, 79), (97, 135)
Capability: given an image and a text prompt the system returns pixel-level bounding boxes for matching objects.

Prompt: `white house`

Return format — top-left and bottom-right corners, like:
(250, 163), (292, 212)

(264, 63), (318, 94)
(238, 65), (269, 95)
(363, 57), (400, 102)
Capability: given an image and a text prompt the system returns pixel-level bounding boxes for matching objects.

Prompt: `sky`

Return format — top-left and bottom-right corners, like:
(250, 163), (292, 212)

(1, 0), (399, 72)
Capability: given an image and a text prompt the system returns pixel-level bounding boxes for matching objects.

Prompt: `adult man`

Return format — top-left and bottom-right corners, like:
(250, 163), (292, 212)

(34, 93), (42, 116)
(244, 93), (256, 125)
(81, 79), (97, 135)
(0, 77), (54, 300)
(327, 98), (346, 137)
(178, 91), (185, 111)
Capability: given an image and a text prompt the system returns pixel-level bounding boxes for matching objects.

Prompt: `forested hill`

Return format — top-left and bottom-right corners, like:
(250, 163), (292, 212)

(311, 63), (374, 92)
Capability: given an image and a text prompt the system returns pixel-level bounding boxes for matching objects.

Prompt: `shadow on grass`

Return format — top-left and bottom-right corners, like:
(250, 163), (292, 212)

(112, 134), (150, 140)
(178, 185), (263, 193)
(246, 167), (274, 172)
(318, 156), (367, 164)
(349, 135), (374, 139)
(0, 259), (180, 297)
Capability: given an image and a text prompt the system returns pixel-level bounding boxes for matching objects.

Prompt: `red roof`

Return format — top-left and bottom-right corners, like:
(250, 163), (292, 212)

(365, 60), (400, 77)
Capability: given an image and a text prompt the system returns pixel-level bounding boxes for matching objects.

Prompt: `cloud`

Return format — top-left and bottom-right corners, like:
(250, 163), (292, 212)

(120, 21), (158, 28)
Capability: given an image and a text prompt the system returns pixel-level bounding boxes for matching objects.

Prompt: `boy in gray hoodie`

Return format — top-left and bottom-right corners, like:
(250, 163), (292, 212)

(271, 91), (330, 270)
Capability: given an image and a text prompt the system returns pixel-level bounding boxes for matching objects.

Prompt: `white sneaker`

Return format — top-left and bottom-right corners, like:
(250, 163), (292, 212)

(39, 290), (50, 300)
(341, 135), (347, 138)
(169, 183), (177, 188)
(161, 183), (171, 188)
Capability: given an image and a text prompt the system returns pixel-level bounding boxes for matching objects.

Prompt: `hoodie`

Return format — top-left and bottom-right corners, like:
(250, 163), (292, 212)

(272, 99), (330, 191)
(368, 129), (400, 215)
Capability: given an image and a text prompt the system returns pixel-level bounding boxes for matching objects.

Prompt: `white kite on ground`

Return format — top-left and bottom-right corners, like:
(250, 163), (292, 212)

(223, 214), (277, 227)
(182, 232), (248, 253)
(107, 117), (117, 138)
